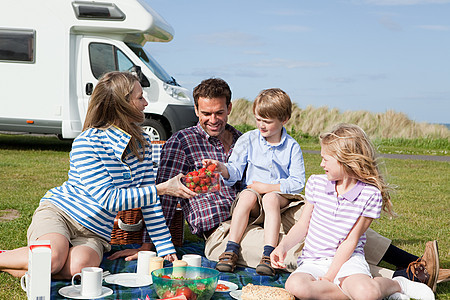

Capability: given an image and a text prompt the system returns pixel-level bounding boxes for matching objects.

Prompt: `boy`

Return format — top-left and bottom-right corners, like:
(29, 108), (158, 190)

(203, 88), (305, 275)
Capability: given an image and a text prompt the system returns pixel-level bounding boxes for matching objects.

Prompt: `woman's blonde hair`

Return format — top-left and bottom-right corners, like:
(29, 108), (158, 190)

(320, 123), (393, 215)
(83, 71), (148, 160)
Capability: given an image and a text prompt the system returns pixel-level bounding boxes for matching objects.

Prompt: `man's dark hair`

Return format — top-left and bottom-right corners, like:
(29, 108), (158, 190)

(193, 78), (232, 108)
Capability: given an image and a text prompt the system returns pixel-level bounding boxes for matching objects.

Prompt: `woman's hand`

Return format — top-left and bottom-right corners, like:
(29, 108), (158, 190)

(164, 253), (178, 262)
(106, 243), (154, 261)
(156, 173), (197, 198)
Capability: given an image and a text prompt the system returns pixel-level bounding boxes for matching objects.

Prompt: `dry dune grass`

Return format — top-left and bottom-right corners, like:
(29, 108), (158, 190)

(229, 98), (450, 139)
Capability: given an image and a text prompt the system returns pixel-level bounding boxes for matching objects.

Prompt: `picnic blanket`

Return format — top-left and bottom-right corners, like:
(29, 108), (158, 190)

(51, 241), (290, 299)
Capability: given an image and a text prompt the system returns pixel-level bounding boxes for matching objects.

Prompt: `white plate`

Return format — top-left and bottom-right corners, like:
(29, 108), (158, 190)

(58, 285), (113, 299)
(215, 280), (238, 292)
(229, 289), (242, 300)
(104, 273), (152, 287)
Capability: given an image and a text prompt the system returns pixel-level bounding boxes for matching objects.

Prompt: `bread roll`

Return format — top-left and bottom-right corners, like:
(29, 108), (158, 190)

(241, 283), (294, 300)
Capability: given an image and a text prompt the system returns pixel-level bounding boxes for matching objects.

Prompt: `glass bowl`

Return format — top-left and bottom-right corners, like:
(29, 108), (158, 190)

(151, 266), (219, 300)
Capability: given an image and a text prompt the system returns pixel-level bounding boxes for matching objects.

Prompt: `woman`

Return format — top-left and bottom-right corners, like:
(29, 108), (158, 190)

(0, 71), (196, 279)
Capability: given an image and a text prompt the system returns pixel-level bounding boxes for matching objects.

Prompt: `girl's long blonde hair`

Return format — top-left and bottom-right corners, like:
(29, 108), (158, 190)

(83, 71), (148, 160)
(320, 123), (393, 215)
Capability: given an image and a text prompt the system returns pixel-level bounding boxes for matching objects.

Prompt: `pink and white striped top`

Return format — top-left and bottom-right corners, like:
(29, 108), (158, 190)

(299, 174), (382, 262)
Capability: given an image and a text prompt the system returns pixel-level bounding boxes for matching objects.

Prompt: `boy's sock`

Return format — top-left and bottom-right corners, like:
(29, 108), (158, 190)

(225, 241), (240, 255)
(263, 245), (275, 257)
(393, 269), (422, 283)
(382, 244), (419, 269)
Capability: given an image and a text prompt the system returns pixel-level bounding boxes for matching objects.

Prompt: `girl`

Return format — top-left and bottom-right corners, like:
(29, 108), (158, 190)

(0, 72), (196, 279)
(270, 123), (434, 300)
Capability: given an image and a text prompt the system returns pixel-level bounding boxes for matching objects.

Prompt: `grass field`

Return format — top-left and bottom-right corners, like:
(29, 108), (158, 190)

(0, 133), (449, 299)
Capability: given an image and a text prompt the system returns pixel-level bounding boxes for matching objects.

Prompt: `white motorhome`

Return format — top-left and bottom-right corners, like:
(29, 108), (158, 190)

(0, 0), (197, 140)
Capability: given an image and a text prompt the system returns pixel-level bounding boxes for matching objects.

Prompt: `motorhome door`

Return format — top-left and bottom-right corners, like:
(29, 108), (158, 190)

(78, 37), (137, 125)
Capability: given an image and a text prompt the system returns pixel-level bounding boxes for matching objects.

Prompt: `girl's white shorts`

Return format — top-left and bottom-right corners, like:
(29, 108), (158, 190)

(292, 254), (372, 285)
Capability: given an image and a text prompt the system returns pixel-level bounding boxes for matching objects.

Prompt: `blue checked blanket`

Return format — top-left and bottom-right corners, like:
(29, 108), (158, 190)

(51, 241), (290, 299)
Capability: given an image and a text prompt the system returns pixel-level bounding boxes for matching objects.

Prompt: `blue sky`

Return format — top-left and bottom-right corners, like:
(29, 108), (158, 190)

(146, 0), (450, 124)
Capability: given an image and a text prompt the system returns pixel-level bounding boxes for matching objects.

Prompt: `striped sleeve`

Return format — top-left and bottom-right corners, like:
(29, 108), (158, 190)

(361, 187), (383, 219)
(141, 201), (175, 256)
(70, 136), (158, 212)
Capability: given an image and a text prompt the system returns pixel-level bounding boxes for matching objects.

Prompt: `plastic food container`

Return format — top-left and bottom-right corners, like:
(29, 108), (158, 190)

(182, 170), (221, 194)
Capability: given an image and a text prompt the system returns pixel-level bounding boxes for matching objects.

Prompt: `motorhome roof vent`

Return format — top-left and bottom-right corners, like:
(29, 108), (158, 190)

(72, 1), (125, 21)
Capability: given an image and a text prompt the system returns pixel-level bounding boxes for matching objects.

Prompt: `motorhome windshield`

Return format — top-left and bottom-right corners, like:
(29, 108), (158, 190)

(126, 43), (178, 86)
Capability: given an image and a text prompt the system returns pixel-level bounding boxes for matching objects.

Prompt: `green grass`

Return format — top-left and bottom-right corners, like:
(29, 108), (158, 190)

(0, 133), (449, 299)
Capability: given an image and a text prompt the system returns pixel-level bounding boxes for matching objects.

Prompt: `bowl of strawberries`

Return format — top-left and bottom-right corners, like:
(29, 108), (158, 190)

(182, 164), (221, 194)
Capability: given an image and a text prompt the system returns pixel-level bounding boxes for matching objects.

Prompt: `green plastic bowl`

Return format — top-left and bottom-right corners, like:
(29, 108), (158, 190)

(151, 266), (219, 300)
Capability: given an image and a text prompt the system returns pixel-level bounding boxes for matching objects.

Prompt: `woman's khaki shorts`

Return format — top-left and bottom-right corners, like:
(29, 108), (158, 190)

(27, 201), (111, 259)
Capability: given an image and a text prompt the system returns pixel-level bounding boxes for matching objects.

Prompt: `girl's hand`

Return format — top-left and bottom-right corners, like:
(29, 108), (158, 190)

(270, 246), (287, 269)
(156, 173), (197, 198)
(164, 253), (178, 262)
(319, 276), (333, 283)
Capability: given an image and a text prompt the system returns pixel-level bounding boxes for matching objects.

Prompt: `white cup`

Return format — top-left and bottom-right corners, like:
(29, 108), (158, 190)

(71, 267), (103, 297)
(182, 254), (202, 267)
(20, 272), (29, 294)
(136, 251), (156, 276)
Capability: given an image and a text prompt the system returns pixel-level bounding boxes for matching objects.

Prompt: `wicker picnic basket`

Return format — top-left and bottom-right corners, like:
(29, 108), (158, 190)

(110, 140), (184, 246)
(110, 205), (184, 246)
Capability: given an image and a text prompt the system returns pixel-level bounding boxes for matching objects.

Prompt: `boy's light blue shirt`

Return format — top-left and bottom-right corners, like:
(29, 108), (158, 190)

(223, 128), (305, 194)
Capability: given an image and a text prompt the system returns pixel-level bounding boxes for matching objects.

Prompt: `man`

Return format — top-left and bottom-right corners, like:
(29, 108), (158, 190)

(156, 78), (442, 291)
(157, 78), (241, 238)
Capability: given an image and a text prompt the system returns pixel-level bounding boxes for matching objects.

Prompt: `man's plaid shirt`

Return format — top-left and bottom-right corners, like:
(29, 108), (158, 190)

(156, 123), (242, 236)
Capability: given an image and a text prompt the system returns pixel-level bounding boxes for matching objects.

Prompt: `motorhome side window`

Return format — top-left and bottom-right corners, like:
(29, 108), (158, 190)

(89, 42), (134, 79)
(0, 29), (35, 62)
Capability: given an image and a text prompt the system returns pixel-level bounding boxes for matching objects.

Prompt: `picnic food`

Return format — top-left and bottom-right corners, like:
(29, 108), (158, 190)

(215, 283), (229, 291)
(182, 165), (221, 194)
(152, 266), (219, 300)
(241, 283), (294, 300)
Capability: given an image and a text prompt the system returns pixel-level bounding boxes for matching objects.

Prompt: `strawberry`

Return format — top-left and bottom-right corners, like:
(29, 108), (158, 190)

(183, 166), (220, 194)
(207, 164), (216, 172)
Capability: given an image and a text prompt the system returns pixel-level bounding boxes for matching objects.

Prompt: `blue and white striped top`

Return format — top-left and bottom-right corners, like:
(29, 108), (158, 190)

(299, 174), (382, 262)
(41, 126), (175, 256)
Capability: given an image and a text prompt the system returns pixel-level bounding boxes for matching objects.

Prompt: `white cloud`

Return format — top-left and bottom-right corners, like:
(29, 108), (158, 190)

(416, 25), (450, 31)
(260, 9), (311, 17)
(250, 58), (330, 69)
(195, 31), (264, 47)
(378, 15), (403, 30)
(242, 50), (266, 56)
(272, 25), (311, 33)
(361, 0), (450, 5)
(327, 77), (356, 83)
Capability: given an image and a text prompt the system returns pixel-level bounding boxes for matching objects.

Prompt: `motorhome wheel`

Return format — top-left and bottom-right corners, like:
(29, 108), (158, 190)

(142, 118), (168, 141)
